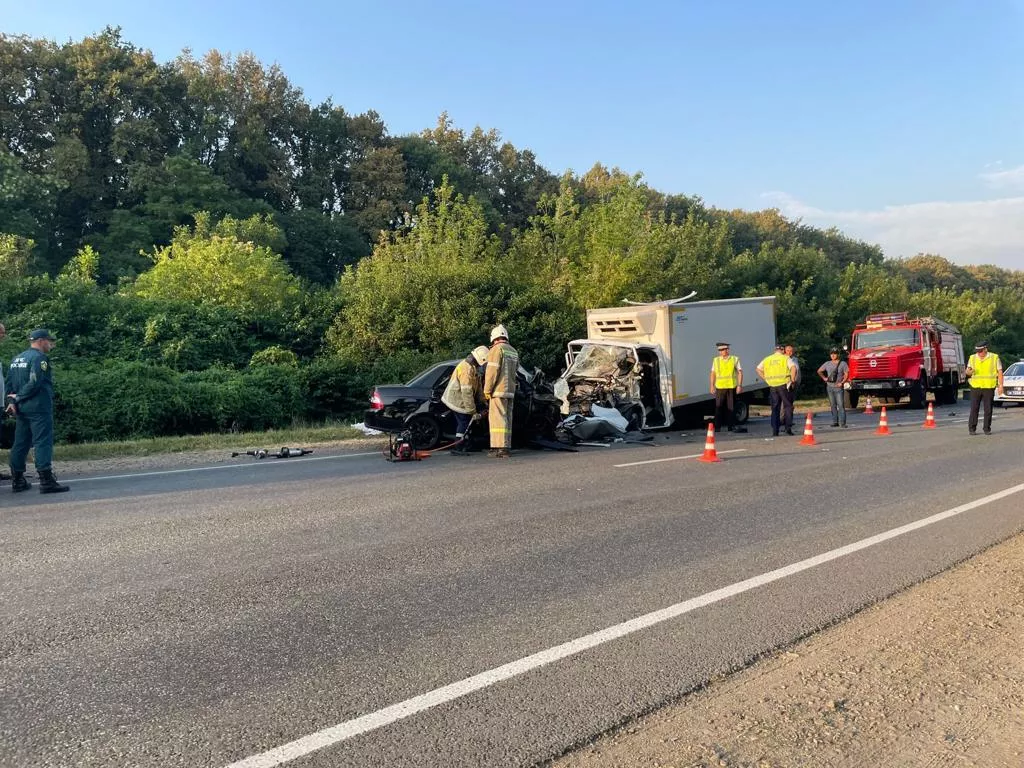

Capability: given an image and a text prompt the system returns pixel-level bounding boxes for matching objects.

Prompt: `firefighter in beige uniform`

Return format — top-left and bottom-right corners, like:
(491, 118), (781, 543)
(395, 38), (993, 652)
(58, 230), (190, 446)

(483, 325), (519, 458)
(440, 345), (489, 455)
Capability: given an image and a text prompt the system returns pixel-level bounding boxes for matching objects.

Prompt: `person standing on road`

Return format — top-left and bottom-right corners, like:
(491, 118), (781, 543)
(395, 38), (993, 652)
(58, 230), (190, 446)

(441, 345), (490, 455)
(5, 328), (69, 493)
(709, 342), (745, 433)
(817, 348), (850, 428)
(0, 322), (8, 485)
(965, 341), (1003, 435)
(785, 343), (801, 396)
(757, 343), (797, 436)
(483, 325), (519, 458)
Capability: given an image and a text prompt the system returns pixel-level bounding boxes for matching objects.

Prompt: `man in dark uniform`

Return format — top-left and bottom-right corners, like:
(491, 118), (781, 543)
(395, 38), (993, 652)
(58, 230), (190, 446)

(5, 328), (70, 493)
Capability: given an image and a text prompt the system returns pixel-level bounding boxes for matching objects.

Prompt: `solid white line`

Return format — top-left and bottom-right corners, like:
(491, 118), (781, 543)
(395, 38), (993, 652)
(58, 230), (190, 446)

(64, 453), (381, 483)
(614, 449), (746, 468)
(220, 479), (1024, 768)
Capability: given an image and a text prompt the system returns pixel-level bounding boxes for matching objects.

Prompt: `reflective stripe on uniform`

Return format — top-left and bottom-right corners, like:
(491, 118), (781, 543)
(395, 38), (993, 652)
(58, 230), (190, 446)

(712, 355), (739, 388)
(969, 354), (1000, 388)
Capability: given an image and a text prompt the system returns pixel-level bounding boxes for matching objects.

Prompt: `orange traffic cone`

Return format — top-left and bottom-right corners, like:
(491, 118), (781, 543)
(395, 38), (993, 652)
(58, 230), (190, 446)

(864, 396), (874, 414)
(875, 406), (891, 435)
(799, 412), (818, 446)
(922, 402), (937, 429)
(698, 423), (722, 463)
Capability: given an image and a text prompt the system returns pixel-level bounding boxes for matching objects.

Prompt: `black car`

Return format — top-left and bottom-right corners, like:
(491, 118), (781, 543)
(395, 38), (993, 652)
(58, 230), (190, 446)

(364, 360), (561, 449)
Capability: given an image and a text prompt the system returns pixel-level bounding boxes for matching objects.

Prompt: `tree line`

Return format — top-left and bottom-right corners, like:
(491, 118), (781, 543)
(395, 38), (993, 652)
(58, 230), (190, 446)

(2, 29), (1022, 442)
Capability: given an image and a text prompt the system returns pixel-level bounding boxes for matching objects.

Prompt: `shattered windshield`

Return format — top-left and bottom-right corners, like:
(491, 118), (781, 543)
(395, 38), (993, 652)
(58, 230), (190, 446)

(854, 329), (918, 350)
(566, 344), (638, 379)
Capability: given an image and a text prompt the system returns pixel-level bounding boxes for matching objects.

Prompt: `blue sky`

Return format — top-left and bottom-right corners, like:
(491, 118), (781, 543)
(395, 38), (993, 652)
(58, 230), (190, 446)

(3, 0), (1023, 268)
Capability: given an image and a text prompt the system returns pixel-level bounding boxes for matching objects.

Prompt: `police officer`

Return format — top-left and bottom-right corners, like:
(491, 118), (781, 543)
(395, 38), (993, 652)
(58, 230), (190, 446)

(483, 325), (519, 458)
(757, 343), (798, 436)
(709, 342), (744, 432)
(965, 341), (1003, 435)
(5, 328), (70, 493)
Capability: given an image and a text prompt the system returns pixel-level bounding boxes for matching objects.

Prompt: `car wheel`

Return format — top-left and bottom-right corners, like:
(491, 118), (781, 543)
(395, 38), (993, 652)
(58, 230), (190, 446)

(407, 414), (441, 450)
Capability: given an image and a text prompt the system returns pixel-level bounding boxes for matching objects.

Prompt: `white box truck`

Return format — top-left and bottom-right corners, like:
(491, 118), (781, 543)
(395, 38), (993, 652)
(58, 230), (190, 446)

(554, 296), (778, 429)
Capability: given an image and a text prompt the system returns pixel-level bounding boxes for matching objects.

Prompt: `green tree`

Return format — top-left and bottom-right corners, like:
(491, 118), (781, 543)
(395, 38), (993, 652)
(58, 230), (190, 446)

(132, 212), (300, 321)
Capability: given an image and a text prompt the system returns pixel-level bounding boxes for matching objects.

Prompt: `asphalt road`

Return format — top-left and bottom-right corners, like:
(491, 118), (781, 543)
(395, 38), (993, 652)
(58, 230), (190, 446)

(3, 405), (1023, 768)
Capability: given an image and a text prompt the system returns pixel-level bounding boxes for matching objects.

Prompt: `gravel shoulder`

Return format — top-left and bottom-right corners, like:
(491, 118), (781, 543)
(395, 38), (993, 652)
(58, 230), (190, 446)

(553, 532), (1024, 768)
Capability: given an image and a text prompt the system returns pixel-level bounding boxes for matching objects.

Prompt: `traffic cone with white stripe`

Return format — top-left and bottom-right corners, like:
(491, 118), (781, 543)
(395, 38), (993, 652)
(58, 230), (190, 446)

(864, 396), (874, 414)
(698, 423), (722, 463)
(875, 406), (891, 435)
(799, 412), (818, 446)
(922, 401), (937, 429)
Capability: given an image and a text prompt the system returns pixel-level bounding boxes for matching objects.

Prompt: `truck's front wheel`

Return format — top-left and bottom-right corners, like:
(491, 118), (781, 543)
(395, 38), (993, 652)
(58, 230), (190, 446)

(845, 391), (860, 410)
(909, 376), (926, 409)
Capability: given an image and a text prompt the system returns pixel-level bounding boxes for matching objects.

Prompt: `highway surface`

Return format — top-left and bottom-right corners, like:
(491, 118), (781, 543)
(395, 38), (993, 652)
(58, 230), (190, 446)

(3, 406), (1023, 767)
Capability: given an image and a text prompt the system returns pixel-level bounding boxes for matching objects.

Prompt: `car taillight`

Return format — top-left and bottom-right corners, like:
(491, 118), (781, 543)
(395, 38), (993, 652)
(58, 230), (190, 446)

(370, 390), (384, 411)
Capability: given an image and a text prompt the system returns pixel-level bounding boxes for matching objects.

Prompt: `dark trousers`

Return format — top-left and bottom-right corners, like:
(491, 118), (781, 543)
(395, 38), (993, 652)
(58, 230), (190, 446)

(714, 388), (736, 429)
(968, 388), (995, 433)
(454, 411), (473, 438)
(9, 411), (54, 472)
(769, 386), (794, 435)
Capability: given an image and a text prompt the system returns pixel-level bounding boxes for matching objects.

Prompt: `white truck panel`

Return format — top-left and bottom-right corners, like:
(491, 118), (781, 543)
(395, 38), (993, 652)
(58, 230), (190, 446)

(585, 297), (777, 408)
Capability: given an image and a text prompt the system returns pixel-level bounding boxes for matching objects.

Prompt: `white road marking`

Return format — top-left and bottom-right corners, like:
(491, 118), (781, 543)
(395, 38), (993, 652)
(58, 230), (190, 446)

(614, 449), (747, 468)
(64, 453), (381, 483)
(219, 479), (1024, 768)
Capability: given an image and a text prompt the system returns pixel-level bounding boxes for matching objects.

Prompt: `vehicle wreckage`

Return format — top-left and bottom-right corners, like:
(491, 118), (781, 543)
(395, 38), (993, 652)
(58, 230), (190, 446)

(554, 296), (778, 430)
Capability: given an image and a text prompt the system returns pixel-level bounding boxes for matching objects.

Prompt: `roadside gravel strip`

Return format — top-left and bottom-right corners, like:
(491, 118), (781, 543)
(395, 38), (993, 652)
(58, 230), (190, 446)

(554, 532), (1024, 768)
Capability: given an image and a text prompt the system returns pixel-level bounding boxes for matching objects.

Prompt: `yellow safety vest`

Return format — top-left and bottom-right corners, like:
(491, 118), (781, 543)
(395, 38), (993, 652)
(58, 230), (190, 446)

(712, 355), (740, 389)
(968, 353), (1000, 388)
(760, 353), (791, 387)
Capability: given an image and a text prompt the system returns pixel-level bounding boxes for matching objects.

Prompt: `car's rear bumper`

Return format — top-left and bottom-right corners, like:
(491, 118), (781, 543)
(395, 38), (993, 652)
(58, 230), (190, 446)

(364, 410), (406, 433)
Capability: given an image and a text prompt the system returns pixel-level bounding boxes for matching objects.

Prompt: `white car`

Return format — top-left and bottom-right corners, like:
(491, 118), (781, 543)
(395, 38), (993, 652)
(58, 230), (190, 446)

(995, 361), (1024, 406)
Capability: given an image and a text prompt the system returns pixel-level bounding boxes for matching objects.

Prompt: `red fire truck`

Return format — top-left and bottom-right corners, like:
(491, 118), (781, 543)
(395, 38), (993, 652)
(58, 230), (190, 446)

(846, 312), (966, 409)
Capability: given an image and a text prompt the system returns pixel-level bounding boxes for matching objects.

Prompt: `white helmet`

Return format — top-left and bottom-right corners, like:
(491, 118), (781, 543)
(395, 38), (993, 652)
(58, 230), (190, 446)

(490, 324), (509, 343)
(471, 345), (489, 365)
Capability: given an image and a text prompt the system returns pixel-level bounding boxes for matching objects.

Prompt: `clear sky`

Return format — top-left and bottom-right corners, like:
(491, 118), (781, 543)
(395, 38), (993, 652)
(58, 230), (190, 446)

(3, 0), (1023, 268)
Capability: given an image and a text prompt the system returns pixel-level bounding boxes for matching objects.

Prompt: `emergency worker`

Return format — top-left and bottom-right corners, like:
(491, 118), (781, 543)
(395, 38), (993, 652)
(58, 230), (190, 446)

(785, 343), (801, 394)
(441, 345), (489, 455)
(6, 328), (69, 493)
(965, 341), (1003, 435)
(482, 325), (519, 458)
(709, 342), (744, 432)
(757, 343), (797, 436)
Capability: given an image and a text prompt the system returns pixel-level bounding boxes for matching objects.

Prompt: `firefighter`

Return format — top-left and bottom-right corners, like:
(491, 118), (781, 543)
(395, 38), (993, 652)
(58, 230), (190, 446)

(5, 328), (70, 493)
(756, 343), (798, 436)
(482, 324), (519, 458)
(709, 342), (744, 432)
(965, 341), (1003, 435)
(441, 345), (489, 455)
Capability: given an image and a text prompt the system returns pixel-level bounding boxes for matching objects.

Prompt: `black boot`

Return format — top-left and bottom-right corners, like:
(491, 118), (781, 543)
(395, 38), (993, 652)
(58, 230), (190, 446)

(38, 469), (69, 494)
(12, 472), (31, 492)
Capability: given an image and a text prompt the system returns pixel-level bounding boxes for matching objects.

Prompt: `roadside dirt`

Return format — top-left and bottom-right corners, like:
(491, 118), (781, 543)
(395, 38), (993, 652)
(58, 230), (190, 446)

(553, 532), (1024, 768)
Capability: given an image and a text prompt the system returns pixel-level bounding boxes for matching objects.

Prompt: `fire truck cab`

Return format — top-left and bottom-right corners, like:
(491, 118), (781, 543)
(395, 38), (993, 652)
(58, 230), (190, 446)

(846, 312), (965, 409)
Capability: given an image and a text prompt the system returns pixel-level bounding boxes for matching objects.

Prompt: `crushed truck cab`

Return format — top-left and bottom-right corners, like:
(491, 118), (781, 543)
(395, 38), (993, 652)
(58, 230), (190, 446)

(555, 296), (778, 429)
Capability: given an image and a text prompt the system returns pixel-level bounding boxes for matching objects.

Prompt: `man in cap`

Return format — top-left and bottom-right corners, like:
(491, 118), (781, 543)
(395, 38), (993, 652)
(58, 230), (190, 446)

(441, 345), (490, 455)
(965, 341), (1003, 435)
(757, 343), (798, 436)
(709, 342), (744, 432)
(817, 347), (850, 427)
(482, 324), (519, 458)
(5, 328), (69, 493)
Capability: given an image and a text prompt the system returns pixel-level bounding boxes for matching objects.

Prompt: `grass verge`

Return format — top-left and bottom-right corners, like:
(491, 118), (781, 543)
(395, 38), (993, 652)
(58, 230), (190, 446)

(1, 421), (374, 463)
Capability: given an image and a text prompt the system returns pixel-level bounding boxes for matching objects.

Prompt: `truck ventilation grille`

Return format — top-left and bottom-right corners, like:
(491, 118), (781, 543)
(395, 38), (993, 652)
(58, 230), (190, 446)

(593, 319), (640, 335)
